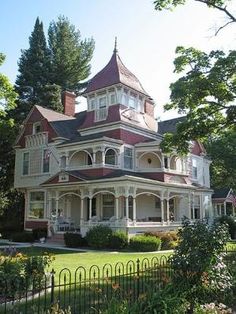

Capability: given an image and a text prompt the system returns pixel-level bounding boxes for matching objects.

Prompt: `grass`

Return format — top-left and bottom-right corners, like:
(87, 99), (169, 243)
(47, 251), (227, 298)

(17, 246), (171, 279)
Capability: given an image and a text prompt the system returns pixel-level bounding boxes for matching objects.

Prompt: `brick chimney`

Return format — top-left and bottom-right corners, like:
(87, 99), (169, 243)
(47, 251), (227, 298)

(62, 91), (76, 116)
(144, 99), (154, 117)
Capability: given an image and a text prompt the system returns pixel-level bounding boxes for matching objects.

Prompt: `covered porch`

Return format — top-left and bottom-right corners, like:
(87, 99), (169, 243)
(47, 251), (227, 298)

(45, 177), (212, 237)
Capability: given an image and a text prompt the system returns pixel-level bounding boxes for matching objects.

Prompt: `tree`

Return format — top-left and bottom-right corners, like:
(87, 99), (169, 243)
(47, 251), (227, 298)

(0, 53), (17, 190)
(14, 17), (54, 122)
(48, 16), (95, 93)
(154, 0), (236, 35)
(206, 130), (236, 190)
(161, 47), (236, 154)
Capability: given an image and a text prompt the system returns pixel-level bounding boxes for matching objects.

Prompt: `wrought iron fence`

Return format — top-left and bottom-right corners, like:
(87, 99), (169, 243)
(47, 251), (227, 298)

(0, 255), (172, 314)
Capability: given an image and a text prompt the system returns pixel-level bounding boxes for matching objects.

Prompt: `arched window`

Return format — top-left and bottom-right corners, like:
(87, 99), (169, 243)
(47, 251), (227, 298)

(105, 149), (117, 165)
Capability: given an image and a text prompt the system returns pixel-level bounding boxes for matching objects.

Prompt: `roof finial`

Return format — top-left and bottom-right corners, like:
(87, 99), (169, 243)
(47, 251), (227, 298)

(113, 37), (118, 53)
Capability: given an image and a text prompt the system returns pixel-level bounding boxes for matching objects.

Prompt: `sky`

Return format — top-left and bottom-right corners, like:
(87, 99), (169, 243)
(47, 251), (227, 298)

(0, 0), (235, 120)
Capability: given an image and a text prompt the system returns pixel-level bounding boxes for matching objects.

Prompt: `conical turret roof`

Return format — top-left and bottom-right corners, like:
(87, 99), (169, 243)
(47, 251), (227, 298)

(84, 48), (149, 96)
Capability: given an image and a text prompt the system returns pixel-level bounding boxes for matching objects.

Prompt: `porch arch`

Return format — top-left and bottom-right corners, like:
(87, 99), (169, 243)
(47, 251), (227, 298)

(138, 152), (162, 168)
(69, 150), (93, 167)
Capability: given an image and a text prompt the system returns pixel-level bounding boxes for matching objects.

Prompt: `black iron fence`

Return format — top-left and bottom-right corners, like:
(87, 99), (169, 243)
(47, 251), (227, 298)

(0, 255), (172, 314)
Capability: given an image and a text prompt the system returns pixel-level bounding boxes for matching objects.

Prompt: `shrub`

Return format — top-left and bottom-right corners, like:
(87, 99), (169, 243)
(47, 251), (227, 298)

(129, 235), (161, 252)
(86, 225), (113, 249)
(144, 231), (179, 250)
(32, 228), (48, 240)
(64, 232), (87, 248)
(11, 231), (34, 243)
(216, 215), (236, 239)
(109, 231), (128, 249)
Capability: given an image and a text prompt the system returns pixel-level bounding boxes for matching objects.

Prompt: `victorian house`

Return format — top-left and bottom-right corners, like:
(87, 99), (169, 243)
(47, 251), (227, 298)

(14, 46), (213, 237)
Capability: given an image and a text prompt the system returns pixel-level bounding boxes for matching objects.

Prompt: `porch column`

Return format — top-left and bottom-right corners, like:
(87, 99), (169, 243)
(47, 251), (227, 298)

(80, 198), (84, 223)
(92, 151), (96, 165)
(125, 196), (129, 219)
(55, 191), (59, 218)
(167, 157), (170, 169)
(161, 198), (164, 224)
(65, 152), (69, 170)
(89, 197), (92, 220)
(133, 197), (136, 223)
(166, 199), (170, 224)
(223, 201), (227, 215)
(115, 197), (119, 219)
(102, 150), (105, 166)
(188, 193), (192, 220)
(200, 194), (205, 219)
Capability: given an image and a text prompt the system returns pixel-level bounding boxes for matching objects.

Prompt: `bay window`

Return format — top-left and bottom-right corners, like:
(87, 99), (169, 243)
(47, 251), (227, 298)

(28, 191), (45, 219)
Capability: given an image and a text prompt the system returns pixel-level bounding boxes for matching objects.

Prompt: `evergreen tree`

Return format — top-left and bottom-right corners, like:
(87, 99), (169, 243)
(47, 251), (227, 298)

(14, 17), (60, 122)
(48, 16), (95, 93)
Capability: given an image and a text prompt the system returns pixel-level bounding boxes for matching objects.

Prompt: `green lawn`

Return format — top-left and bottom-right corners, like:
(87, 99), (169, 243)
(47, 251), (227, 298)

(17, 246), (171, 279)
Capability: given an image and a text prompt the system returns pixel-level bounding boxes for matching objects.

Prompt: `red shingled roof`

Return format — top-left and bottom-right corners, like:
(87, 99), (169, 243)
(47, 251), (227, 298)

(84, 50), (149, 96)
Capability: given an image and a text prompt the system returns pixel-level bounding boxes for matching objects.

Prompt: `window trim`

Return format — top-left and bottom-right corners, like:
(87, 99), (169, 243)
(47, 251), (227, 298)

(23, 152), (30, 175)
(124, 146), (133, 170)
(28, 190), (46, 220)
(33, 122), (42, 134)
(42, 149), (50, 173)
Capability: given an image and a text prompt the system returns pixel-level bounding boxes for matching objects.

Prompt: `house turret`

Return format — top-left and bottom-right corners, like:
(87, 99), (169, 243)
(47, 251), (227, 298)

(82, 43), (155, 126)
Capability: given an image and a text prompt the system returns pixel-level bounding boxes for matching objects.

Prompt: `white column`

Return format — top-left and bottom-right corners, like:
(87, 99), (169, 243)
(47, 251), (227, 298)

(224, 201), (227, 215)
(115, 197), (119, 219)
(167, 157), (170, 169)
(92, 151), (96, 165)
(80, 198), (84, 223)
(55, 192), (59, 218)
(201, 194), (205, 219)
(161, 198), (164, 224)
(133, 197), (136, 222)
(161, 155), (165, 169)
(65, 153), (69, 170)
(166, 199), (170, 224)
(102, 150), (105, 166)
(188, 193), (192, 220)
(125, 196), (129, 219)
(89, 197), (92, 220)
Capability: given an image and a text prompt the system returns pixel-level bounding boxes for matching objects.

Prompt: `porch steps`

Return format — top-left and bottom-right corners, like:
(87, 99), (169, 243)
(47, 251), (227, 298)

(46, 233), (65, 246)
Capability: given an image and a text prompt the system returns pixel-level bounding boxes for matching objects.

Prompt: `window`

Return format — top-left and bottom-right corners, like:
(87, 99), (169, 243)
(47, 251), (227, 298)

(164, 157), (168, 168)
(110, 94), (116, 105)
(192, 159), (198, 179)
(128, 96), (136, 109)
(29, 191), (45, 219)
(43, 149), (50, 173)
(121, 93), (128, 105)
(103, 194), (114, 220)
(99, 96), (106, 108)
(124, 147), (133, 169)
(90, 98), (96, 110)
(33, 122), (42, 134)
(105, 149), (116, 165)
(23, 152), (29, 175)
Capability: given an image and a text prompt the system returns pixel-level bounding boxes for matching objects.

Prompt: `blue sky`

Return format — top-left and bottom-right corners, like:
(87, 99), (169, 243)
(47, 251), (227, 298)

(0, 0), (235, 119)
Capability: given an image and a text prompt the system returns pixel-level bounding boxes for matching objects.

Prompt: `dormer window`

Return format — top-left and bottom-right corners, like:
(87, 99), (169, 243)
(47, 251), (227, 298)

(33, 122), (42, 134)
(90, 98), (96, 110)
(99, 96), (106, 108)
(110, 94), (116, 105)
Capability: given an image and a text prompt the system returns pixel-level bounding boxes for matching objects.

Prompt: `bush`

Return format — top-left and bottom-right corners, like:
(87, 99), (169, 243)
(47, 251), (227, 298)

(11, 231), (34, 243)
(109, 231), (128, 249)
(144, 231), (179, 250)
(32, 228), (48, 240)
(216, 215), (236, 239)
(129, 235), (161, 252)
(86, 225), (113, 249)
(64, 232), (87, 248)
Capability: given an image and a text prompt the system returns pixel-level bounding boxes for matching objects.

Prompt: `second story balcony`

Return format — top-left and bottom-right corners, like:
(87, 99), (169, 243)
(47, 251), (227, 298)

(25, 132), (48, 148)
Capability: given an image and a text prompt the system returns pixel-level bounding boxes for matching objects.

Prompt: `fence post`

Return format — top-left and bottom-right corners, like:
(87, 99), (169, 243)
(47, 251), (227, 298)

(136, 258), (140, 299)
(50, 268), (55, 305)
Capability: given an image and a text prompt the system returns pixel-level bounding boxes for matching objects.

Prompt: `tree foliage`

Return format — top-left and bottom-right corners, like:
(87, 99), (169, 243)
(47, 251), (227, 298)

(154, 0), (236, 35)
(206, 130), (236, 190)
(15, 17), (52, 121)
(161, 47), (236, 154)
(48, 16), (95, 93)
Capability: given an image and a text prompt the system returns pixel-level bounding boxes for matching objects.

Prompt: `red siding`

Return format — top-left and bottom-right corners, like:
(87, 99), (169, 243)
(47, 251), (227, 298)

(44, 174), (82, 185)
(191, 141), (205, 156)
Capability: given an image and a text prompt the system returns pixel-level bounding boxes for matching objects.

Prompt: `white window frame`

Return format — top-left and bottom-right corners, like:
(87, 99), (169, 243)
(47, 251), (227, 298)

(124, 147), (133, 170)
(28, 191), (45, 220)
(192, 159), (198, 180)
(23, 152), (30, 175)
(42, 149), (50, 173)
(33, 122), (42, 134)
